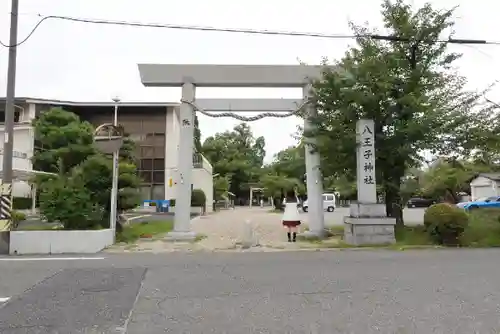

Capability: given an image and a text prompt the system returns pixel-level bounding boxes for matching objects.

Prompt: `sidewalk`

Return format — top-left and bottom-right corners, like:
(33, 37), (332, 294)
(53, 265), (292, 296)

(192, 207), (295, 250)
(107, 207), (309, 253)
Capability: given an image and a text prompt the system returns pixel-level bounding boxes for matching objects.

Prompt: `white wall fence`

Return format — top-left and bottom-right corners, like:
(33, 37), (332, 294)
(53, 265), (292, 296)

(9, 229), (114, 255)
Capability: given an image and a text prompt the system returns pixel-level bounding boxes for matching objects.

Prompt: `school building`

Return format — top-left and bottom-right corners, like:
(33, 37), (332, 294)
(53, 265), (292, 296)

(0, 97), (213, 211)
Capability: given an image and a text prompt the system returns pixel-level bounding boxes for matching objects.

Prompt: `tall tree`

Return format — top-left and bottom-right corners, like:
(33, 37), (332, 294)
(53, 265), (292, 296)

(33, 108), (141, 229)
(32, 107), (95, 174)
(202, 123), (266, 199)
(308, 0), (499, 223)
(268, 145), (305, 181)
(420, 158), (499, 202)
(213, 175), (231, 201)
(259, 173), (301, 208)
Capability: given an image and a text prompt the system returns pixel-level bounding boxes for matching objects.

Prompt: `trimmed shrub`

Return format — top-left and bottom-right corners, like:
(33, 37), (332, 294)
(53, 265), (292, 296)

(191, 189), (206, 207)
(11, 210), (27, 229)
(169, 198), (176, 207)
(460, 208), (500, 247)
(423, 203), (469, 246)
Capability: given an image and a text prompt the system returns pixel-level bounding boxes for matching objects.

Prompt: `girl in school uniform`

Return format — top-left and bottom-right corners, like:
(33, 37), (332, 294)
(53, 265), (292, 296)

(282, 189), (301, 242)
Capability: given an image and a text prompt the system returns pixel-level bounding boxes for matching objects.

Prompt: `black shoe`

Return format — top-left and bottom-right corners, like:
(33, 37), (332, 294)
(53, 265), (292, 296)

(292, 232), (297, 242)
(287, 232), (292, 242)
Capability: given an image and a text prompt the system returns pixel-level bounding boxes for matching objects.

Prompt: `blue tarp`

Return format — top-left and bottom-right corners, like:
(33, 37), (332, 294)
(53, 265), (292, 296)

(143, 200), (170, 212)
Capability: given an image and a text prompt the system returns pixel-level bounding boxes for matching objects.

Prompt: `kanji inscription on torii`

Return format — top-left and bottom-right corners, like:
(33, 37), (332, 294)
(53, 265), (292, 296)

(356, 119), (377, 203)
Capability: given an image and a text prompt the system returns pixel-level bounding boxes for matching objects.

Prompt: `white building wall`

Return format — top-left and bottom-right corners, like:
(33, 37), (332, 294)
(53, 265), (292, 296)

(192, 155), (214, 213)
(164, 107), (213, 211)
(470, 176), (498, 201)
(17, 102), (36, 123)
(0, 125), (35, 197)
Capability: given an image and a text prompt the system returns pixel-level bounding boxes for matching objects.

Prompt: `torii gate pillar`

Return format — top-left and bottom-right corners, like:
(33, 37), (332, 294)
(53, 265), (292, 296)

(138, 64), (326, 240)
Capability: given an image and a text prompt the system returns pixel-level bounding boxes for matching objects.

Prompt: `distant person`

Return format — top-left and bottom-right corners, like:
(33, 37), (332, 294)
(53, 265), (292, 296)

(282, 190), (301, 242)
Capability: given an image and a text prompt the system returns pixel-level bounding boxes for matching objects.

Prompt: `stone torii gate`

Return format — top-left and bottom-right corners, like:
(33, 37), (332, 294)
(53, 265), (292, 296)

(138, 64), (325, 240)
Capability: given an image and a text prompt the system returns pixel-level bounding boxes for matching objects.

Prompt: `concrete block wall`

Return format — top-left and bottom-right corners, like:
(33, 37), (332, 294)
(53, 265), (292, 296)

(344, 218), (396, 245)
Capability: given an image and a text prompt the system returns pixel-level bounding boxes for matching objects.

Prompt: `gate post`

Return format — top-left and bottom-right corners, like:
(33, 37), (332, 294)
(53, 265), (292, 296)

(166, 82), (197, 240)
(302, 84), (325, 237)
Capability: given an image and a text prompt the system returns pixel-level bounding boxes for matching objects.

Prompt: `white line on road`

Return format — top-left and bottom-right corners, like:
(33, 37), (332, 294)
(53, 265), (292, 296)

(0, 297), (10, 302)
(0, 257), (105, 262)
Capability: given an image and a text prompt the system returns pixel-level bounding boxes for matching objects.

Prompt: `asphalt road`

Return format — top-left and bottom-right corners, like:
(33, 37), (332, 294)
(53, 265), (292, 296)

(1, 249), (499, 333)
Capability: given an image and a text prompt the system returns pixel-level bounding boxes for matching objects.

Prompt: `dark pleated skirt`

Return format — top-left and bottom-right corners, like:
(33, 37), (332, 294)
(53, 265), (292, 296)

(282, 220), (301, 227)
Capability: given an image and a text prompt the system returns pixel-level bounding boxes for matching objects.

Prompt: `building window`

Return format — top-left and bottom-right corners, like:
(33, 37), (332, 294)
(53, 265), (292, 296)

(139, 171), (152, 183)
(153, 171), (164, 183)
(140, 146), (155, 158)
(140, 159), (153, 170)
(139, 186), (151, 202)
(0, 110), (21, 123)
(153, 158), (164, 170)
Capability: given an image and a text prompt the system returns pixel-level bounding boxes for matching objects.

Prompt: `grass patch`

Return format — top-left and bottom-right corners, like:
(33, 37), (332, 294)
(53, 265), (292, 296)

(299, 224), (435, 249)
(297, 209), (500, 250)
(326, 225), (344, 236)
(395, 225), (432, 245)
(116, 220), (173, 243)
(461, 209), (500, 247)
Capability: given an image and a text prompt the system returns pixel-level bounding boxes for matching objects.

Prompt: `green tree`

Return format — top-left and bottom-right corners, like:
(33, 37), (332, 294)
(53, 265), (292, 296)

(324, 175), (357, 200)
(32, 107), (95, 174)
(202, 123), (266, 199)
(308, 0), (499, 223)
(213, 175), (231, 200)
(267, 145), (305, 181)
(70, 155), (141, 217)
(38, 174), (104, 230)
(420, 159), (498, 202)
(33, 108), (141, 228)
(259, 173), (300, 208)
(400, 176), (422, 203)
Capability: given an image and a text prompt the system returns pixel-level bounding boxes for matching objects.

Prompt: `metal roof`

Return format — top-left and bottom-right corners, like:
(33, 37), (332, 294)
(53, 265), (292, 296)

(478, 173), (500, 181)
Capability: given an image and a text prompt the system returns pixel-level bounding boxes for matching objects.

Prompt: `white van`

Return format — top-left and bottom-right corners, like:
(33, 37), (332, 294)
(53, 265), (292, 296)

(302, 193), (336, 213)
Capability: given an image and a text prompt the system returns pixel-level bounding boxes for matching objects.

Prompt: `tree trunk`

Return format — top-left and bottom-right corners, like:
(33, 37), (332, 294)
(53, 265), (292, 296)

(384, 180), (404, 227)
(272, 197), (281, 211)
(444, 188), (459, 204)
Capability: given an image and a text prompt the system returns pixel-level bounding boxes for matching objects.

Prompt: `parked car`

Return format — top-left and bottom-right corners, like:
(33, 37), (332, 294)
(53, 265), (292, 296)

(457, 196), (500, 210)
(406, 197), (436, 208)
(303, 193), (336, 213)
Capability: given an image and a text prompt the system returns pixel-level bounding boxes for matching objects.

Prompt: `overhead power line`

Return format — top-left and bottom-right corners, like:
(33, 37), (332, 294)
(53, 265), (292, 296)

(0, 14), (499, 48)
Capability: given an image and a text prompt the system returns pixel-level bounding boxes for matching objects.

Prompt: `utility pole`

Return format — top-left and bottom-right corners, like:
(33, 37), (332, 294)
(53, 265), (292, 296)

(1, 0), (20, 229)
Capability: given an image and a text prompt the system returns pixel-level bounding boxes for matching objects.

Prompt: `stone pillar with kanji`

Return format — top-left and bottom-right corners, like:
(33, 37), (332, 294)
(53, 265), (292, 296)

(344, 119), (396, 245)
(356, 119), (377, 203)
